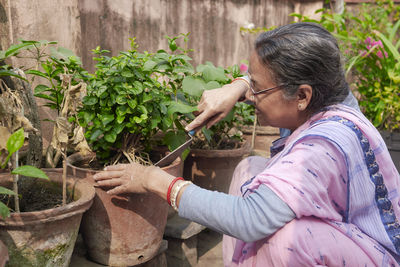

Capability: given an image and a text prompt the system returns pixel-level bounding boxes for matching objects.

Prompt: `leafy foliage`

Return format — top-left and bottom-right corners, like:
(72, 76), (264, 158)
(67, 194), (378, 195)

(291, 0), (400, 131)
(77, 38), (197, 163)
(24, 43), (89, 116)
(0, 128), (49, 219)
(181, 62), (251, 149)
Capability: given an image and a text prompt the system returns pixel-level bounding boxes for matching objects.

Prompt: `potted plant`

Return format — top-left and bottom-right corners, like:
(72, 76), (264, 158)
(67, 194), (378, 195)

(292, 0), (400, 171)
(176, 61), (252, 193)
(0, 128), (95, 267)
(65, 37), (190, 266)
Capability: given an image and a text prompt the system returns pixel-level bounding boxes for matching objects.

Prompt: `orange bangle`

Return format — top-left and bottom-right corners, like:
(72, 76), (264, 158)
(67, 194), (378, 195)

(167, 177), (184, 206)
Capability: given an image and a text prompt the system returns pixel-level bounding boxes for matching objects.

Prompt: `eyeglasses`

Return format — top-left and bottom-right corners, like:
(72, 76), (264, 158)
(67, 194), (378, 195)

(249, 83), (286, 95)
(248, 74), (286, 95)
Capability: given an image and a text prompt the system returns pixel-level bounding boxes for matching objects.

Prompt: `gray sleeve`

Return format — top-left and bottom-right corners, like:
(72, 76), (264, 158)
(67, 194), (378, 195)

(343, 91), (360, 112)
(178, 183), (295, 242)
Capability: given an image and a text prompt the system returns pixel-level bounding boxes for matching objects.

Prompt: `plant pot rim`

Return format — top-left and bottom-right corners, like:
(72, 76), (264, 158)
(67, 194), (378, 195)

(66, 151), (183, 172)
(240, 125), (280, 135)
(0, 169), (95, 226)
(189, 140), (252, 158)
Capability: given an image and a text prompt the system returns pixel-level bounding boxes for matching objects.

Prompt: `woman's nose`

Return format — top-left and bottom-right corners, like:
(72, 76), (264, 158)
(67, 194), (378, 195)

(244, 89), (255, 104)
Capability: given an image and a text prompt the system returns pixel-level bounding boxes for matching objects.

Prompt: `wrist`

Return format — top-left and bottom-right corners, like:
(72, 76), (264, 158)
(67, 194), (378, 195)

(144, 166), (175, 199)
(225, 78), (249, 101)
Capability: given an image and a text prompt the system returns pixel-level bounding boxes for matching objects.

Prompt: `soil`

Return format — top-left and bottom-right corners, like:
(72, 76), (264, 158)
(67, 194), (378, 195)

(0, 179), (73, 212)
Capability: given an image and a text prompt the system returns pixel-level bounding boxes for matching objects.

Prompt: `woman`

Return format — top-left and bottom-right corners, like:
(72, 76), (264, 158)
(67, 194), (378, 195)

(94, 23), (400, 266)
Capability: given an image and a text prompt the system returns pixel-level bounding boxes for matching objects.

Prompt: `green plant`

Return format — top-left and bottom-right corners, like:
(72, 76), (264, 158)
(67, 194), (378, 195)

(25, 43), (89, 116)
(78, 38), (196, 164)
(0, 128), (48, 219)
(291, 0), (400, 132)
(180, 61), (250, 149)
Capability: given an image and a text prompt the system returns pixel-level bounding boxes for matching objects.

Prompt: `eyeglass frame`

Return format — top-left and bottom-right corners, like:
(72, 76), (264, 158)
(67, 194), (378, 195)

(249, 83), (287, 95)
(247, 73), (287, 96)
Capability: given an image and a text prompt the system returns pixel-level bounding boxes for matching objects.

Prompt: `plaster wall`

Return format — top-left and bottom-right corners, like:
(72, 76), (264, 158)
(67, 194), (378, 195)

(0, 0), (323, 146)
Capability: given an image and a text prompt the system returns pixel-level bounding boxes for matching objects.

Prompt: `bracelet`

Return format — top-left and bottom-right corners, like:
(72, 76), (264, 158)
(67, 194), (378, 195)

(167, 177), (184, 206)
(170, 181), (193, 212)
(231, 77), (250, 90)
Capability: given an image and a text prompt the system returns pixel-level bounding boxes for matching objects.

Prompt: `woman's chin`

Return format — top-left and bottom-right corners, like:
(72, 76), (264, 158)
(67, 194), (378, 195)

(257, 116), (269, 126)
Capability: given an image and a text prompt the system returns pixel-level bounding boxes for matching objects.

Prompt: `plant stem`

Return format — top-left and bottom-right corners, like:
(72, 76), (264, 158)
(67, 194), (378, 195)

(251, 114), (257, 149)
(13, 151), (20, 212)
(62, 152), (67, 206)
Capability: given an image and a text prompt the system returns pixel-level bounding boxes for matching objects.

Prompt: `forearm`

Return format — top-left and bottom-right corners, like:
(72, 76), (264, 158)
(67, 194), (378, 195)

(179, 184), (295, 242)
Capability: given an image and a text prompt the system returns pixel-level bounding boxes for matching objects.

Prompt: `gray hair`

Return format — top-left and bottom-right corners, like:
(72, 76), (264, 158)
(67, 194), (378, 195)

(255, 22), (349, 113)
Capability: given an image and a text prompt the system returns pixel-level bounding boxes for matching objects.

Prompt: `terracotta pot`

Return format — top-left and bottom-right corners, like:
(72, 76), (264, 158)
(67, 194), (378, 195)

(183, 140), (251, 193)
(241, 125), (280, 157)
(0, 240), (8, 267)
(0, 170), (95, 267)
(67, 152), (183, 266)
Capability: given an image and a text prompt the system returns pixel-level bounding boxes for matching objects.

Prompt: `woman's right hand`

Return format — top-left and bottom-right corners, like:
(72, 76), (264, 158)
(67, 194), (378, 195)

(185, 80), (249, 132)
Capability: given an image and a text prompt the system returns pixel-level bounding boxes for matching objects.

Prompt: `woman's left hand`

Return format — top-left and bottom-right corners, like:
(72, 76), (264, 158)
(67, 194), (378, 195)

(93, 163), (158, 195)
(93, 162), (175, 199)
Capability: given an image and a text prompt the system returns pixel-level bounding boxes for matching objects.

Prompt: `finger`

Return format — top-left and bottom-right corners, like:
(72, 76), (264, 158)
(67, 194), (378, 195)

(185, 113), (209, 131)
(107, 185), (129, 195)
(96, 178), (123, 187)
(104, 164), (127, 171)
(206, 113), (225, 128)
(93, 170), (124, 181)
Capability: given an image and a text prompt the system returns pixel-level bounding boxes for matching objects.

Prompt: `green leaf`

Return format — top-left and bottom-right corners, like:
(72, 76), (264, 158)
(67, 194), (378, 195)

(127, 99), (137, 110)
(0, 201), (10, 219)
(169, 40), (178, 51)
(173, 65), (194, 74)
(25, 69), (49, 79)
(121, 71), (134, 77)
(164, 131), (187, 151)
(143, 60), (157, 71)
(12, 166), (49, 180)
(90, 129), (103, 141)
(375, 31), (400, 61)
(172, 54), (192, 63)
(205, 81), (221, 90)
(202, 65), (227, 83)
(0, 69), (27, 81)
(83, 96), (98, 105)
(182, 76), (206, 97)
(5, 42), (33, 57)
(104, 132), (117, 143)
(0, 186), (16, 196)
(166, 101), (197, 116)
(116, 95), (127, 104)
(100, 114), (114, 126)
(50, 47), (82, 64)
(7, 128), (24, 155)
(34, 84), (51, 94)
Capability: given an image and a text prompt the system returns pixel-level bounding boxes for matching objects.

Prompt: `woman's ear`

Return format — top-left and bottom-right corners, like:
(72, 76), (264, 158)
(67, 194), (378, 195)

(296, 84), (312, 111)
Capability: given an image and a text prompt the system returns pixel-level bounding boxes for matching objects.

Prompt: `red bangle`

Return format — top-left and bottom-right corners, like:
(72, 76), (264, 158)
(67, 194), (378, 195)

(167, 177), (184, 206)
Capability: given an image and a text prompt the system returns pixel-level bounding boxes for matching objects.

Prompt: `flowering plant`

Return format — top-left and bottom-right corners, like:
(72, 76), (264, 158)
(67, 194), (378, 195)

(292, 0), (400, 132)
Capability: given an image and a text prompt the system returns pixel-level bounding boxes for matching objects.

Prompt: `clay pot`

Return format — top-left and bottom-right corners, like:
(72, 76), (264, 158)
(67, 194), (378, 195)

(0, 240), (8, 267)
(0, 170), (95, 267)
(242, 125), (280, 157)
(67, 152), (183, 266)
(183, 140), (251, 193)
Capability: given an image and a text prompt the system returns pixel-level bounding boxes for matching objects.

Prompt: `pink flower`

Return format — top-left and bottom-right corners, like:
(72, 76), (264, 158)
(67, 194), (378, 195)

(240, 63), (248, 73)
(363, 37), (388, 58)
